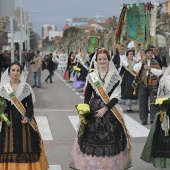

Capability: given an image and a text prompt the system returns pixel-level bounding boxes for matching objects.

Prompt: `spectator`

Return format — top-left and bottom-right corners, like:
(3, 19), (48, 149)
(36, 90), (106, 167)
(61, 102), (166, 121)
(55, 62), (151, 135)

(3, 50), (11, 71)
(31, 50), (42, 88)
(26, 50), (33, 70)
(21, 50), (27, 70)
(160, 46), (167, 67)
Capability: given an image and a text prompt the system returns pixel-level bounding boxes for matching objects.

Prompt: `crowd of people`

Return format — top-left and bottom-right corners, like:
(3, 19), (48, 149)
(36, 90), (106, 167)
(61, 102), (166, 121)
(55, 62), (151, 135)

(0, 44), (169, 169)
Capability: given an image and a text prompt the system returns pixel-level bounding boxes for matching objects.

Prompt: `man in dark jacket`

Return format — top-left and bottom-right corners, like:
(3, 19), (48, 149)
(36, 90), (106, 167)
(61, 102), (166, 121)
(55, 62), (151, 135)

(3, 50), (11, 71)
(0, 50), (3, 79)
(112, 45), (126, 71)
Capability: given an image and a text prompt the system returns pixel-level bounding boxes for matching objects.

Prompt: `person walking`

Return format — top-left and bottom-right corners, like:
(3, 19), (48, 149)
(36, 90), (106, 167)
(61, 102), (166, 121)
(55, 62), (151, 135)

(26, 49), (33, 70)
(133, 48), (163, 125)
(0, 62), (49, 170)
(45, 53), (55, 83)
(160, 46), (168, 67)
(141, 64), (170, 168)
(59, 49), (68, 76)
(31, 50), (42, 88)
(21, 50), (27, 70)
(120, 50), (138, 112)
(70, 49), (132, 170)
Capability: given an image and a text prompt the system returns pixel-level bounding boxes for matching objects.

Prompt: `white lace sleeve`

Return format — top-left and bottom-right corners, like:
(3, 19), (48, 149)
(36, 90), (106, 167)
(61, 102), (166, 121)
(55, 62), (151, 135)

(157, 77), (170, 99)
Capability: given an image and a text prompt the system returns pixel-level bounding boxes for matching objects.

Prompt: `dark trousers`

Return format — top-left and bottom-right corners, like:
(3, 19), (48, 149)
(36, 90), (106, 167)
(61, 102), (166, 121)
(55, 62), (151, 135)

(138, 84), (158, 123)
(45, 69), (53, 82)
(161, 57), (167, 67)
(22, 62), (25, 70)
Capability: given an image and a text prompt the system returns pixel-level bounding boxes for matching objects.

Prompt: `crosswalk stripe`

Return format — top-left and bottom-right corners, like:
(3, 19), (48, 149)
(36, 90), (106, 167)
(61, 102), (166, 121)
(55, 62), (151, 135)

(35, 116), (53, 140)
(68, 115), (149, 138)
(49, 165), (62, 170)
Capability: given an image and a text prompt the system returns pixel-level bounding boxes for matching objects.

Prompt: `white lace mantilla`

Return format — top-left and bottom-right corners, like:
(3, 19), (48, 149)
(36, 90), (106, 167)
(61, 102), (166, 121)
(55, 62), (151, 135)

(0, 82), (35, 104)
(87, 70), (121, 101)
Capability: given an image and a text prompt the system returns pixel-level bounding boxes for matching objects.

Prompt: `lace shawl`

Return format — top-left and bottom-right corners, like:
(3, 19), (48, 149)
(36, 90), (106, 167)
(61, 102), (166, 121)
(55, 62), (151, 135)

(0, 82), (35, 104)
(87, 69), (121, 102)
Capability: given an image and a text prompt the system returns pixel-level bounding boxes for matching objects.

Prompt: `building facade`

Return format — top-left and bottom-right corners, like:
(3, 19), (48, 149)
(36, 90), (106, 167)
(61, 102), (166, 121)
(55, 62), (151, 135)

(42, 24), (57, 39)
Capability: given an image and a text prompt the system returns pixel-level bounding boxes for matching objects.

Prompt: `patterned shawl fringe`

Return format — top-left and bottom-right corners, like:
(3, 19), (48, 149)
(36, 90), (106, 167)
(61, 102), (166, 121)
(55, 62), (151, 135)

(78, 137), (127, 157)
(0, 153), (40, 163)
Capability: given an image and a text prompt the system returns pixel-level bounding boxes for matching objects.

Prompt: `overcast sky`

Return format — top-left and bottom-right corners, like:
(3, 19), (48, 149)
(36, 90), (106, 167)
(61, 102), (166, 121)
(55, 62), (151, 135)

(15, 0), (165, 36)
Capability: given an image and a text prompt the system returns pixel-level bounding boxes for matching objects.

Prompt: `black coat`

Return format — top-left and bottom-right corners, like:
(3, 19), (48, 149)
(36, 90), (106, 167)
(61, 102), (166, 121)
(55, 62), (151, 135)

(46, 57), (55, 70)
(112, 54), (120, 70)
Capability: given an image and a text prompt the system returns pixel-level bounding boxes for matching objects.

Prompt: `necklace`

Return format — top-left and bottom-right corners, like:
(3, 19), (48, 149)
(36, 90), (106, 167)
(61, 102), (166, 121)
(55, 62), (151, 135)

(98, 70), (109, 82)
(10, 82), (19, 92)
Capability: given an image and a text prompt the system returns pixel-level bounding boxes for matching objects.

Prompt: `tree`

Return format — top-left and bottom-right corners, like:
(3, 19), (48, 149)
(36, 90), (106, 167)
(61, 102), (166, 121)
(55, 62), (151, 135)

(0, 32), (9, 49)
(30, 31), (39, 50)
(63, 27), (81, 38)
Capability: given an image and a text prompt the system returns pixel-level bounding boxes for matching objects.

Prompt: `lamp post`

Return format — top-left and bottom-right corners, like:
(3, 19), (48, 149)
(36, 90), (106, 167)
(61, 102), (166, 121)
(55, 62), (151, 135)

(27, 12), (37, 50)
(19, 0), (23, 65)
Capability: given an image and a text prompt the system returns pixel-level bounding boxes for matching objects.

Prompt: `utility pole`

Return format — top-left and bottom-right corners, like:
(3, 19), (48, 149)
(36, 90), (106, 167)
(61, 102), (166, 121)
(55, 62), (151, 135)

(19, 0), (23, 65)
(10, 16), (14, 62)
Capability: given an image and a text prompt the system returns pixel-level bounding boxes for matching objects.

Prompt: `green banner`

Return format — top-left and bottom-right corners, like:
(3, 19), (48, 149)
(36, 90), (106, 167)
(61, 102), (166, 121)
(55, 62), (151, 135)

(126, 4), (146, 44)
(87, 37), (98, 54)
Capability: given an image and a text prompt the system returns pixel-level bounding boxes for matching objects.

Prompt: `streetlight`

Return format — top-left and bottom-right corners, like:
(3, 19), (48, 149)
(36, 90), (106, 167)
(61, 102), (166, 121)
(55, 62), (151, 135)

(27, 12), (38, 50)
(19, 0), (23, 64)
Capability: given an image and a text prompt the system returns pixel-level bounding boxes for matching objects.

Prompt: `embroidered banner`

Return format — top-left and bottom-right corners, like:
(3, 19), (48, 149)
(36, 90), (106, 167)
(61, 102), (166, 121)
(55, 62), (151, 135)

(87, 36), (98, 54)
(126, 4), (146, 44)
(115, 5), (128, 44)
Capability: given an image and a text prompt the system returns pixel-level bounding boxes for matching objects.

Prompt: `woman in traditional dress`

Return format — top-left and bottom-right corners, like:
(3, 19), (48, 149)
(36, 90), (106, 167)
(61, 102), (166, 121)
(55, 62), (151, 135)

(0, 62), (49, 170)
(63, 51), (75, 82)
(136, 48), (145, 61)
(72, 52), (89, 89)
(120, 50), (138, 112)
(141, 64), (170, 168)
(70, 49), (132, 170)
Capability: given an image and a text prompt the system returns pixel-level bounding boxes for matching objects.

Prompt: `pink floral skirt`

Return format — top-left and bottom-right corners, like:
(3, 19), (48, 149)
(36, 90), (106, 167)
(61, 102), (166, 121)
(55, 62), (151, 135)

(70, 138), (132, 170)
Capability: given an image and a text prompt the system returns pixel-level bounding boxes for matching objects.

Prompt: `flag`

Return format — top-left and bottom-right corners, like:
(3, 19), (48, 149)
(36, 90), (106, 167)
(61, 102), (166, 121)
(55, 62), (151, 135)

(87, 37), (98, 54)
(126, 4), (146, 44)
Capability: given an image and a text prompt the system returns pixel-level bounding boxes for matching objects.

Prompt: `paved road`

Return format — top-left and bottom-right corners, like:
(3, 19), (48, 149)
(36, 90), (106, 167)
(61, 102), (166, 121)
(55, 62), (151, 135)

(27, 69), (169, 170)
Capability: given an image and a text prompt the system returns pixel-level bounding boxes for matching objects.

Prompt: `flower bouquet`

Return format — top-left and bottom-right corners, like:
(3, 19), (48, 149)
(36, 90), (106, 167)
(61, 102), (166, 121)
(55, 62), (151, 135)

(0, 97), (12, 127)
(75, 103), (91, 138)
(152, 98), (170, 136)
(73, 66), (81, 77)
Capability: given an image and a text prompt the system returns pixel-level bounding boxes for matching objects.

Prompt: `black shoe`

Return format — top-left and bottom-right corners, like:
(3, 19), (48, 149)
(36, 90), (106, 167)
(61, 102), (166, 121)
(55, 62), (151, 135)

(150, 121), (153, 124)
(50, 82), (53, 83)
(45, 79), (48, 83)
(32, 85), (37, 88)
(142, 122), (147, 125)
(37, 86), (41, 88)
(127, 110), (132, 113)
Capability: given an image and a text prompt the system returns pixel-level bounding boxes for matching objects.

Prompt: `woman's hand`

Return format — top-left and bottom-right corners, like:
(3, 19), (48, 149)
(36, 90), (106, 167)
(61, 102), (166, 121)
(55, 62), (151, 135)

(95, 107), (108, 118)
(0, 117), (4, 121)
(21, 117), (28, 124)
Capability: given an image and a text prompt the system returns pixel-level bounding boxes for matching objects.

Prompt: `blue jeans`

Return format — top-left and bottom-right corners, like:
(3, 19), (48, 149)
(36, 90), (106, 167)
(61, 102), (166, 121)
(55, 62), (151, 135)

(33, 72), (41, 86)
(45, 69), (53, 82)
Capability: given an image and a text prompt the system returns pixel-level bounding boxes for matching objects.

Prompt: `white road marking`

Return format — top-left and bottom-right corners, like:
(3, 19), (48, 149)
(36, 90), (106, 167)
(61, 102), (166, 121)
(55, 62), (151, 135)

(68, 116), (79, 132)
(124, 114), (149, 137)
(49, 165), (62, 170)
(35, 109), (76, 112)
(79, 96), (84, 100)
(72, 89), (76, 91)
(75, 92), (79, 95)
(35, 116), (53, 140)
(68, 115), (149, 138)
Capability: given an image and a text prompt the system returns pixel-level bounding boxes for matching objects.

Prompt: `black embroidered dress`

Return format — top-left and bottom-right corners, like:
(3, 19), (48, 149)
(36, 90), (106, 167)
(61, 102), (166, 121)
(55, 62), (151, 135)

(70, 70), (132, 170)
(0, 82), (49, 170)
